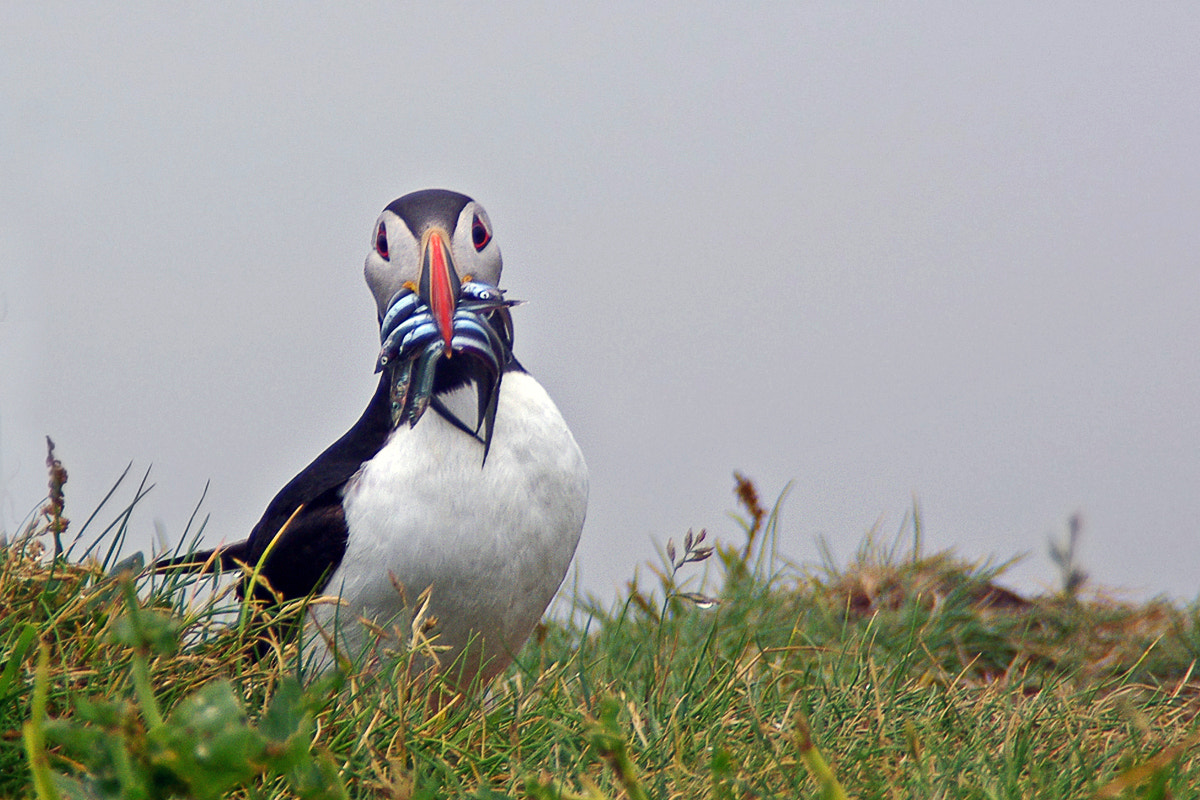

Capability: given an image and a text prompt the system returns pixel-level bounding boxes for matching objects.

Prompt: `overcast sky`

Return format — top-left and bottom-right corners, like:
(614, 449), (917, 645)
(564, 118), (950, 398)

(2, 4), (1198, 602)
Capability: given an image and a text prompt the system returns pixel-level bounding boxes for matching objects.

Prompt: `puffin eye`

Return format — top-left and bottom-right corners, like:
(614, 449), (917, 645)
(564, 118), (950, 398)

(375, 221), (389, 260)
(471, 214), (491, 251)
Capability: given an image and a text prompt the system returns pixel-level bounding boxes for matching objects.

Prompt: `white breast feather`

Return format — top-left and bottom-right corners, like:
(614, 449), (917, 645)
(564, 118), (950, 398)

(314, 371), (588, 683)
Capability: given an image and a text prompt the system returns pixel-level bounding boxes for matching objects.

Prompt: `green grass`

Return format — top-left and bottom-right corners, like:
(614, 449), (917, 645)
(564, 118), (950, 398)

(3, 460), (1199, 798)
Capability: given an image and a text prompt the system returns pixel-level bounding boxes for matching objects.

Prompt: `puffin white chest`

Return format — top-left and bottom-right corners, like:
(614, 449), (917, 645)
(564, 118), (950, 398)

(322, 371), (588, 675)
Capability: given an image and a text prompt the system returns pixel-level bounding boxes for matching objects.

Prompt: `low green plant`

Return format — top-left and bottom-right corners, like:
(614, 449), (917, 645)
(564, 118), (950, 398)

(23, 579), (347, 800)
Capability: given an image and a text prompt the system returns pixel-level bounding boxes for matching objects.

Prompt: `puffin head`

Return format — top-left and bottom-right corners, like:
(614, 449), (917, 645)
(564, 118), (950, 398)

(365, 189), (503, 350)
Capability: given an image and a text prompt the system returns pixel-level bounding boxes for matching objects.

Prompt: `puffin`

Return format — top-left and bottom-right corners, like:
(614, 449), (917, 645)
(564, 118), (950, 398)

(166, 189), (588, 689)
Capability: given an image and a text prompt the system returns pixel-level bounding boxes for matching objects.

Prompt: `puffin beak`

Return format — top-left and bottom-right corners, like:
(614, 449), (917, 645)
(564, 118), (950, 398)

(418, 228), (461, 355)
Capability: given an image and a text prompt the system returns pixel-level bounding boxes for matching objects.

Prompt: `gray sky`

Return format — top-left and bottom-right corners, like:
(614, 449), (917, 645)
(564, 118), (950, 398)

(2, 4), (1198, 601)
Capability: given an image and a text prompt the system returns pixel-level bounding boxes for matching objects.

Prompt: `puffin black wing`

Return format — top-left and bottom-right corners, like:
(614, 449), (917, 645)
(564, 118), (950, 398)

(240, 373), (394, 601)
(156, 374), (393, 601)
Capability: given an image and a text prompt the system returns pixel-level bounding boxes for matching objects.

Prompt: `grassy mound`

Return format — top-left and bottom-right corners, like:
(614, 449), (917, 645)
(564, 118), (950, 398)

(3, 461), (1199, 798)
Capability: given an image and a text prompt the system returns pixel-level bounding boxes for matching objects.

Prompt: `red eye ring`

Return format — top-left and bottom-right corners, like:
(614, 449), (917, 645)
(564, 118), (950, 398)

(471, 214), (491, 251)
(375, 221), (389, 259)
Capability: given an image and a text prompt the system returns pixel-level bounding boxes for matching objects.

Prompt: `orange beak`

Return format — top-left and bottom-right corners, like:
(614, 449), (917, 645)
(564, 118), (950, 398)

(418, 229), (460, 355)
